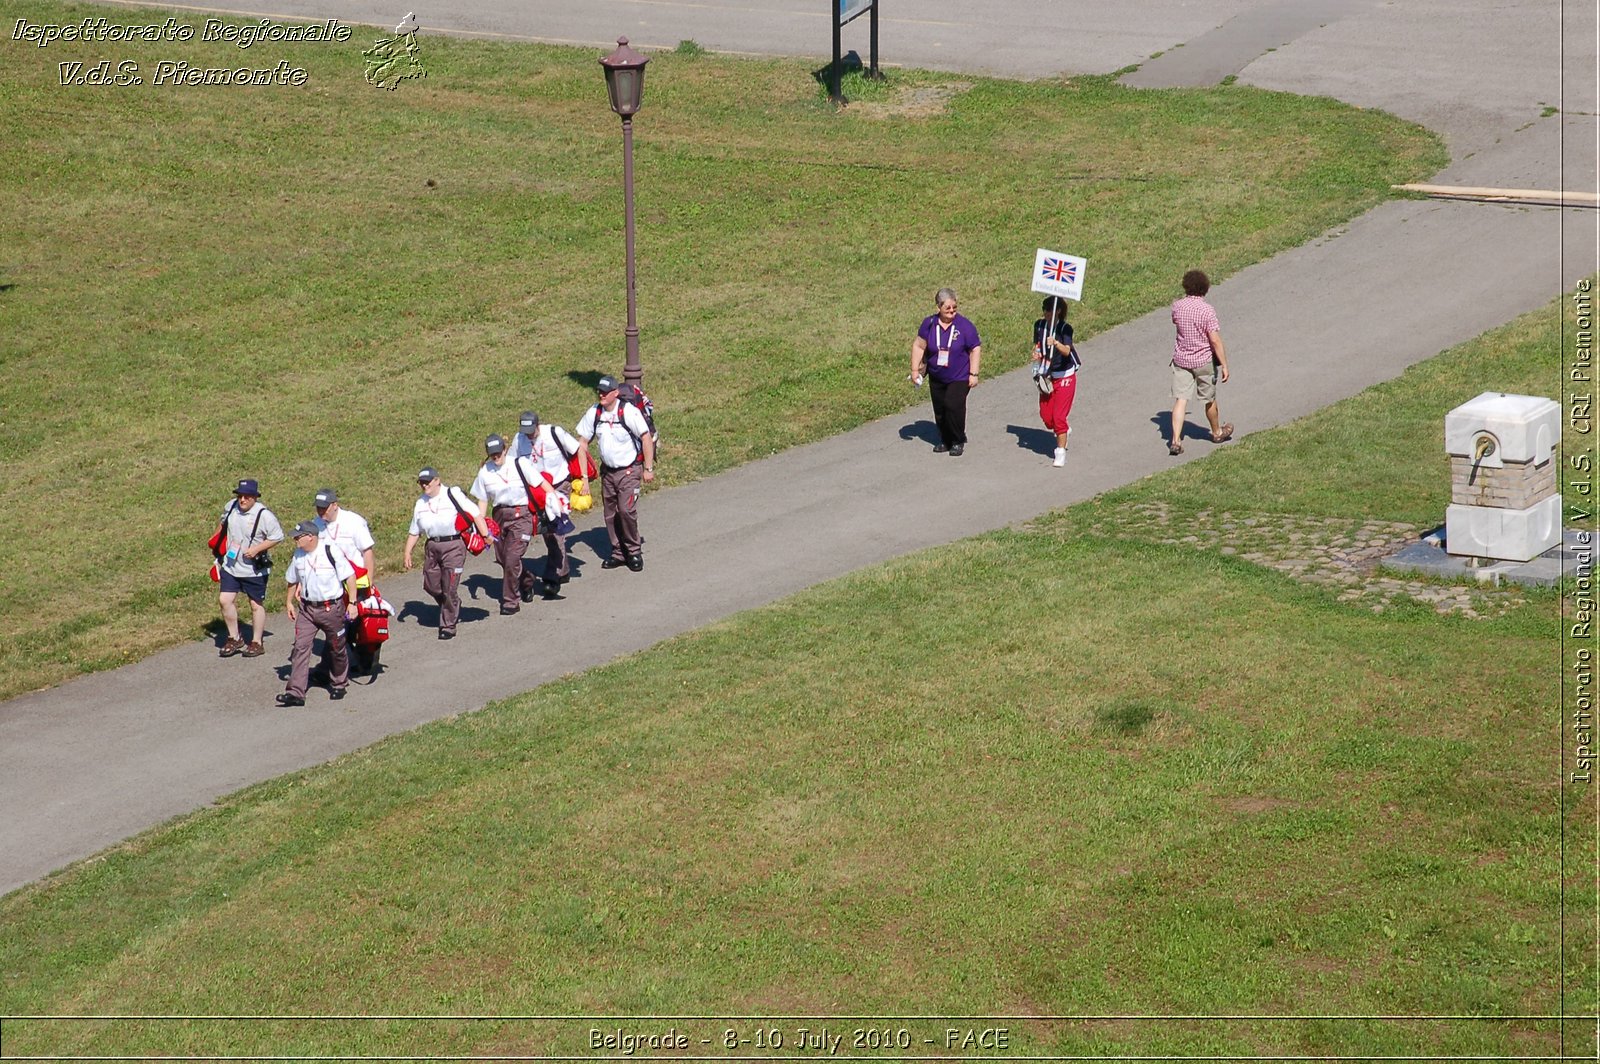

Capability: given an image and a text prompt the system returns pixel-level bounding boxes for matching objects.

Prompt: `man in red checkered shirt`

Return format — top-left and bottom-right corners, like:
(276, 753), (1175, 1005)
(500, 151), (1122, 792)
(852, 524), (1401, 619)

(1168, 269), (1233, 456)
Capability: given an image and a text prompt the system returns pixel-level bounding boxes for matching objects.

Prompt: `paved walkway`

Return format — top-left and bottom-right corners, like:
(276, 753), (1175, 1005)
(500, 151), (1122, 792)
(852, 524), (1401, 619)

(2, 0), (1594, 895)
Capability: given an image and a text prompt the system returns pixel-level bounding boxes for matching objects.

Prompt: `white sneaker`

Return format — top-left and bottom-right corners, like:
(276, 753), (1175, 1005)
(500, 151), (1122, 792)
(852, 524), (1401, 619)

(1052, 447), (1066, 467)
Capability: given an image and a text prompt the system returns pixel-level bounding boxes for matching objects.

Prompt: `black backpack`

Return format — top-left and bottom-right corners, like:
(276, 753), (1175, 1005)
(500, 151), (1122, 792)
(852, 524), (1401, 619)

(616, 383), (657, 438)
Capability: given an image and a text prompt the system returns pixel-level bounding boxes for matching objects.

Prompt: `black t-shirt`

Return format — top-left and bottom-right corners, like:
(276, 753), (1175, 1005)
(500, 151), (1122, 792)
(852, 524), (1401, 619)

(1033, 318), (1078, 375)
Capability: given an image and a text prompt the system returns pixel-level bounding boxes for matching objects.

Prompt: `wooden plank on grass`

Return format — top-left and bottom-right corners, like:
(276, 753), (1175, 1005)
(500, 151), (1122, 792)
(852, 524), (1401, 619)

(1394, 183), (1600, 207)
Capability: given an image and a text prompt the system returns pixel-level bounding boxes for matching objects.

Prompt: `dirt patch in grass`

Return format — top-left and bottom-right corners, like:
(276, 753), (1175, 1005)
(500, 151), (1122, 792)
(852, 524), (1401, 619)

(847, 81), (973, 119)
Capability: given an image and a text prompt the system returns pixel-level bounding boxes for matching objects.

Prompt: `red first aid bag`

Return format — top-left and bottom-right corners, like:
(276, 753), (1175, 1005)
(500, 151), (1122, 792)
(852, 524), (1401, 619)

(456, 515), (500, 555)
(449, 489), (499, 555)
(354, 606), (390, 647)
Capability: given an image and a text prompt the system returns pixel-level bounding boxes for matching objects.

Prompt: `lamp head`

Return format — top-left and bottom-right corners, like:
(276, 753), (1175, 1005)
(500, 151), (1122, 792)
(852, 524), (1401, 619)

(599, 36), (649, 117)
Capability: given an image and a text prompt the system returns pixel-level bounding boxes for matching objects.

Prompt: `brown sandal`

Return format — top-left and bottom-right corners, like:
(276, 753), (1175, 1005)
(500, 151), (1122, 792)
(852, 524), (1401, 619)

(1211, 423), (1234, 443)
(1168, 442), (1184, 456)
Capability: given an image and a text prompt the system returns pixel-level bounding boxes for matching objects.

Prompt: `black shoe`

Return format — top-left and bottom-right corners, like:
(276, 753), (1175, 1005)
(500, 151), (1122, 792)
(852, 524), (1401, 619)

(601, 558), (625, 569)
(932, 443), (949, 454)
(499, 605), (520, 616)
(329, 687), (347, 701)
(438, 629), (456, 640)
(543, 580), (562, 599)
(275, 693), (305, 707)
(519, 585), (535, 603)
(626, 555), (644, 572)
(949, 444), (965, 456)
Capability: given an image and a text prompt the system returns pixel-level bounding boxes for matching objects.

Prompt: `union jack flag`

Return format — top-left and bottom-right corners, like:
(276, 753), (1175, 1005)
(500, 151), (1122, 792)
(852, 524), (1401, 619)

(1041, 257), (1078, 284)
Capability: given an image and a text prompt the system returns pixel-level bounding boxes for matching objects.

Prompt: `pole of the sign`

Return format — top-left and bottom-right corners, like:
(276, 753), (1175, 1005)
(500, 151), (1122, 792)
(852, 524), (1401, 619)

(830, 0), (843, 104)
(869, 0), (880, 78)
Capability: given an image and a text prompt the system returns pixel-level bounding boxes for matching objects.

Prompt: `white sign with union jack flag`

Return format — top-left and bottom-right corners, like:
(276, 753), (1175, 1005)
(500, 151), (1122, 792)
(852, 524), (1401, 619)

(1031, 247), (1087, 302)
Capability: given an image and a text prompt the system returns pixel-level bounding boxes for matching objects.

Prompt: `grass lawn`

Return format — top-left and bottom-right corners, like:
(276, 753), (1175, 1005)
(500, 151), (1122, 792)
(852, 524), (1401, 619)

(0, 291), (1587, 1056)
(0, 0), (1446, 699)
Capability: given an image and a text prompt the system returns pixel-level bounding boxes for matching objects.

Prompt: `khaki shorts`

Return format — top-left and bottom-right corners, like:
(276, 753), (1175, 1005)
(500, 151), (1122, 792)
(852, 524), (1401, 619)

(1172, 362), (1217, 403)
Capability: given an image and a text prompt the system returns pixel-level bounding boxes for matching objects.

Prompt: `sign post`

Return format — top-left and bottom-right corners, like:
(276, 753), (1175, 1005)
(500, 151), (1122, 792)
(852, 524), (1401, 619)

(830, 0), (879, 106)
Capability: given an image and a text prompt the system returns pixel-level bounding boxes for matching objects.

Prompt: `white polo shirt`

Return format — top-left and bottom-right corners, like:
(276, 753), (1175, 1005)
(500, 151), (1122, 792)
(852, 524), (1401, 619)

(409, 487), (476, 539)
(314, 508), (375, 566)
(470, 457), (526, 509)
(284, 541), (355, 602)
(512, 455), (547, 495)
(513, 424), (581, 483)
(576, 402), (650, 470)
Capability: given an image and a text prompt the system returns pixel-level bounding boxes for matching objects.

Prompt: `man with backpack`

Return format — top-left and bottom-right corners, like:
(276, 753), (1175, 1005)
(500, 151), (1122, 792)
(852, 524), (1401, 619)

(616, 382), (658, 449)
(576, 375), (655, 572)
(277, 520), (359, 707)
(514, 410), (589, 596)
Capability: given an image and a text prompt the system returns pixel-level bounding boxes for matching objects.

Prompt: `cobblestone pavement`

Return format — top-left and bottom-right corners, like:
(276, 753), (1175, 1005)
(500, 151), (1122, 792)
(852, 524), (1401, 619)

(1077, 502), (1530, 619)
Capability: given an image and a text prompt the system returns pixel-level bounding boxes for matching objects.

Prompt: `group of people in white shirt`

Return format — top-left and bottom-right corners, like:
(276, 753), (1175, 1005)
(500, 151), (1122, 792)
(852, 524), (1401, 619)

(218, 375), (658, 708)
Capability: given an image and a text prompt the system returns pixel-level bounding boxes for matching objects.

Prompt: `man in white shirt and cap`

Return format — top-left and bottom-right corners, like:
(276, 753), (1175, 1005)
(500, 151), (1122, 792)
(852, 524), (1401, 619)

(514, 410), (586, 595)
(575, 375), (655, 572)
(277, 520), (359, 707)
(312, 488), (375, 581)
(311, 487), (376, 681)
(404, 467), (489, 640)
(470, 434), (533, 616)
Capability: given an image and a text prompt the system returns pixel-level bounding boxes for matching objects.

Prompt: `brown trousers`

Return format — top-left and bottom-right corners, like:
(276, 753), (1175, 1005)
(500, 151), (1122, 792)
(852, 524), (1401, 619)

(493, 504), (534, 608)
(287, 598), (348, 698)
(539, 480), (573, 582)
(423, 536), (467, 633)
(600, 464), (643, 562)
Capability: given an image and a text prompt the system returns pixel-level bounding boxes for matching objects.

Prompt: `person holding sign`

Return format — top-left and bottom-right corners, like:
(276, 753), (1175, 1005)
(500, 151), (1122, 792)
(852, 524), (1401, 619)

(910, 287), (982, 456)
(1168, 269), (1232, 456)
(1030, 295), (1080, 467)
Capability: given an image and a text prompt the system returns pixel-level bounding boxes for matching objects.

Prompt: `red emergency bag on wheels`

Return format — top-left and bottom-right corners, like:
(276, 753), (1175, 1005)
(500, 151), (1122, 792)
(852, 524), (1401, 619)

(354, 603), (390, 647)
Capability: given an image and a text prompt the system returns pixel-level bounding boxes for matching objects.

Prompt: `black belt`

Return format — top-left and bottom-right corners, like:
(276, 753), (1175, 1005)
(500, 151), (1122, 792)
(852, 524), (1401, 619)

(304, 597), (343, 609)
(430, 534), (462, 542)
(492, 504), (525, 514)
(601, 461), (641, 474)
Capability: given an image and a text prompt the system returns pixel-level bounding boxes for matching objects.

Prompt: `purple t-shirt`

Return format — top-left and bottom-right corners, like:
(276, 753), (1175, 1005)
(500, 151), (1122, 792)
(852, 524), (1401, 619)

(918, 314), (981, 383)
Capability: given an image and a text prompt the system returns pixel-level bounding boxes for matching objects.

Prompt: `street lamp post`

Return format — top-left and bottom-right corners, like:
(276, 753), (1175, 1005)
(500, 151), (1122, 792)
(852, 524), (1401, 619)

(599, 36), (649, 389)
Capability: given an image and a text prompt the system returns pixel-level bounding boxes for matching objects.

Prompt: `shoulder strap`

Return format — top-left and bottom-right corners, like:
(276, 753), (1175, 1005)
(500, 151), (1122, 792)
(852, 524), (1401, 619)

(212, 501), (238, 556)
(446, 486), (468, 517)
(323, 544), (354, 601)
(248, 506), (264, 544)
(605, 402), (645, 461)
(512, 456), (536, 497)
(546, 425), (574, 461)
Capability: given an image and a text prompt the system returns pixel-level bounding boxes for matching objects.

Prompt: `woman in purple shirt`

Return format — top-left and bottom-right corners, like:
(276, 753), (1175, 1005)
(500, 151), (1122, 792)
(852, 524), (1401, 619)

(909, 287), (983, 456)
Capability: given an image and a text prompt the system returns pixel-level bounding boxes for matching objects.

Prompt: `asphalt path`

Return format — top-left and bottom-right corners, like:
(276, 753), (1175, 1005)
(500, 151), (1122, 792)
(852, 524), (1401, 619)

(2, 0), (1595, 895)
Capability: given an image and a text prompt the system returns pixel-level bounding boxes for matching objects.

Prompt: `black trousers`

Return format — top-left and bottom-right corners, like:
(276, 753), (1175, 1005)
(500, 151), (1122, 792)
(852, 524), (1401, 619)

(929, 377), (970, 446)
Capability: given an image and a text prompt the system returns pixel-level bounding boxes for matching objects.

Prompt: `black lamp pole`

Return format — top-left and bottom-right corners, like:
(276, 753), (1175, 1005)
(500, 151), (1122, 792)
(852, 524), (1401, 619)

(599, 37), (649, 388)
